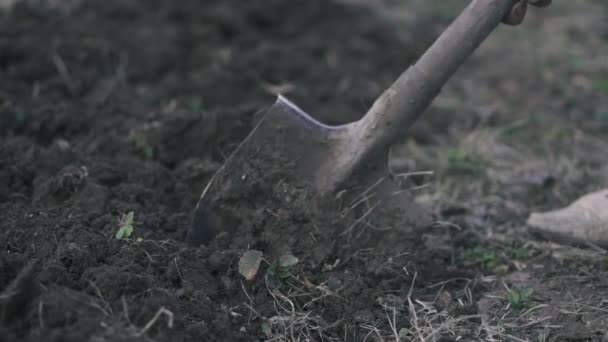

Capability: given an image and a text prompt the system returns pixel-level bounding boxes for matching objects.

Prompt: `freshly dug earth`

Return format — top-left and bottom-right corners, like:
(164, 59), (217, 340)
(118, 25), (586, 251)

(0, 1), (437, 341)
(2, 0), (608, 341)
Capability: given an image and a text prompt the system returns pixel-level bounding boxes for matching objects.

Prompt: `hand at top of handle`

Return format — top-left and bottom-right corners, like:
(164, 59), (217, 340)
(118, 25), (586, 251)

(502, 0), (551, 26)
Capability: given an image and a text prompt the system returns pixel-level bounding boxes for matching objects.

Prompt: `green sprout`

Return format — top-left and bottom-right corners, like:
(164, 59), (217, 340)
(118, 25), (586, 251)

(266, 255), (299, 289)
(444, 147), (487, 175)
(505, 241), (530, 260)
(505, 287), (533, 310)
(267, 263), (292, 290)
(467, 247), (500, 272)
(115, 211), (135, 240)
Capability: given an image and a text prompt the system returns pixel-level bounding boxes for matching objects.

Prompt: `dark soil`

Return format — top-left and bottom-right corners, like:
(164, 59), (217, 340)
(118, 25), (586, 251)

(2, 0), (608, 341)
(0, 1), (442, 341)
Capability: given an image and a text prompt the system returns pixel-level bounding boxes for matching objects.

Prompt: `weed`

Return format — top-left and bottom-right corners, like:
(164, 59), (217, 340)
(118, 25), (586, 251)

(505, 287), (533, 310)
(265, 254), (299, 289)
(466, 247), (501, 272)
(115, 211), (135, 240)
(505, 241), (530, 260)
(593, 78), (608, 92)
(266, 263), (291, 289)
(443, 147), (487, 176)
(462, 241), (531, 274)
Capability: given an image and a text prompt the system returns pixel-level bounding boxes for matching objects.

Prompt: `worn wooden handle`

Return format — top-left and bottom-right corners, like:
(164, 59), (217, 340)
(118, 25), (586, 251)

(315, 0), (546, 193)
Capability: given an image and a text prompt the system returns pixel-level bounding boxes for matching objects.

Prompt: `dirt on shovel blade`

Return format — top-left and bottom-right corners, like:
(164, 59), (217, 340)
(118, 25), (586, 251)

(2, 0), (608, 341)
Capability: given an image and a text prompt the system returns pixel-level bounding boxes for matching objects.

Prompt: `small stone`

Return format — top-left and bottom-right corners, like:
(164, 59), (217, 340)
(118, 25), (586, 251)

(53, 138), (71, 151)
(434, 291), (452, 311)
(353, 309), (375, 323)
(279, 254), (299, 267)
(52, 165), (89, 199)
(376, 294), (404, 311)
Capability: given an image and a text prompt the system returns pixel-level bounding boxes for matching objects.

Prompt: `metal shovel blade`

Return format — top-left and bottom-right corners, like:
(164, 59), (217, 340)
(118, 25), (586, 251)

(188, 96), (432, 246)
(188, 0), (550, 247)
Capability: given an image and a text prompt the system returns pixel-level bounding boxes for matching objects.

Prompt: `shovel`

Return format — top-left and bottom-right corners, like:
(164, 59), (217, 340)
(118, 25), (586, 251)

(189, 0), (551, 246)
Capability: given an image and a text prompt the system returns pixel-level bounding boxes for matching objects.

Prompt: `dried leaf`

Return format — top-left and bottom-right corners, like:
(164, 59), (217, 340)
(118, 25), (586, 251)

(238, 250), (263, 281)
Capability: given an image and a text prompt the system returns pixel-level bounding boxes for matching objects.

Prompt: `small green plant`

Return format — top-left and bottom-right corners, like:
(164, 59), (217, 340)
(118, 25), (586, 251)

(505, 241), (530, 260)
(444, 147), (487, 175)
(266, 263), (291, 289)
(467, 247), (500, 272)
(505, 287), (533, 310)
(593, 78), (608, 92)
(115, 211), (135, 240)
(266, 255), (298, 289)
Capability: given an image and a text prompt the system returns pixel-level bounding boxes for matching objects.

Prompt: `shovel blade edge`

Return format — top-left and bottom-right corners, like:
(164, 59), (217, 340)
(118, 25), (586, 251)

(189, 96), (432, 247)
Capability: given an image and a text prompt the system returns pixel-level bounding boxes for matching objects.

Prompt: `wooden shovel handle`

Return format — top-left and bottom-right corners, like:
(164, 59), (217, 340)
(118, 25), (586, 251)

(317, 0), (548, 193)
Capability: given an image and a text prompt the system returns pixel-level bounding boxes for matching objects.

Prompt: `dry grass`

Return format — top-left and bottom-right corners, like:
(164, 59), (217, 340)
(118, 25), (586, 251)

(239, 275), (344, 342)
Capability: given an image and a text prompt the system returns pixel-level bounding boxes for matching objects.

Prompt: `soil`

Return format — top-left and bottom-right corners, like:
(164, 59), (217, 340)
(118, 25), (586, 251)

(2, 0), (608, 341)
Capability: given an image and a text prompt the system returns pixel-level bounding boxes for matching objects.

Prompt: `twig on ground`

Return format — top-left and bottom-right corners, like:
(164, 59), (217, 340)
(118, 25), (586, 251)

(135, 306), (174, 337)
